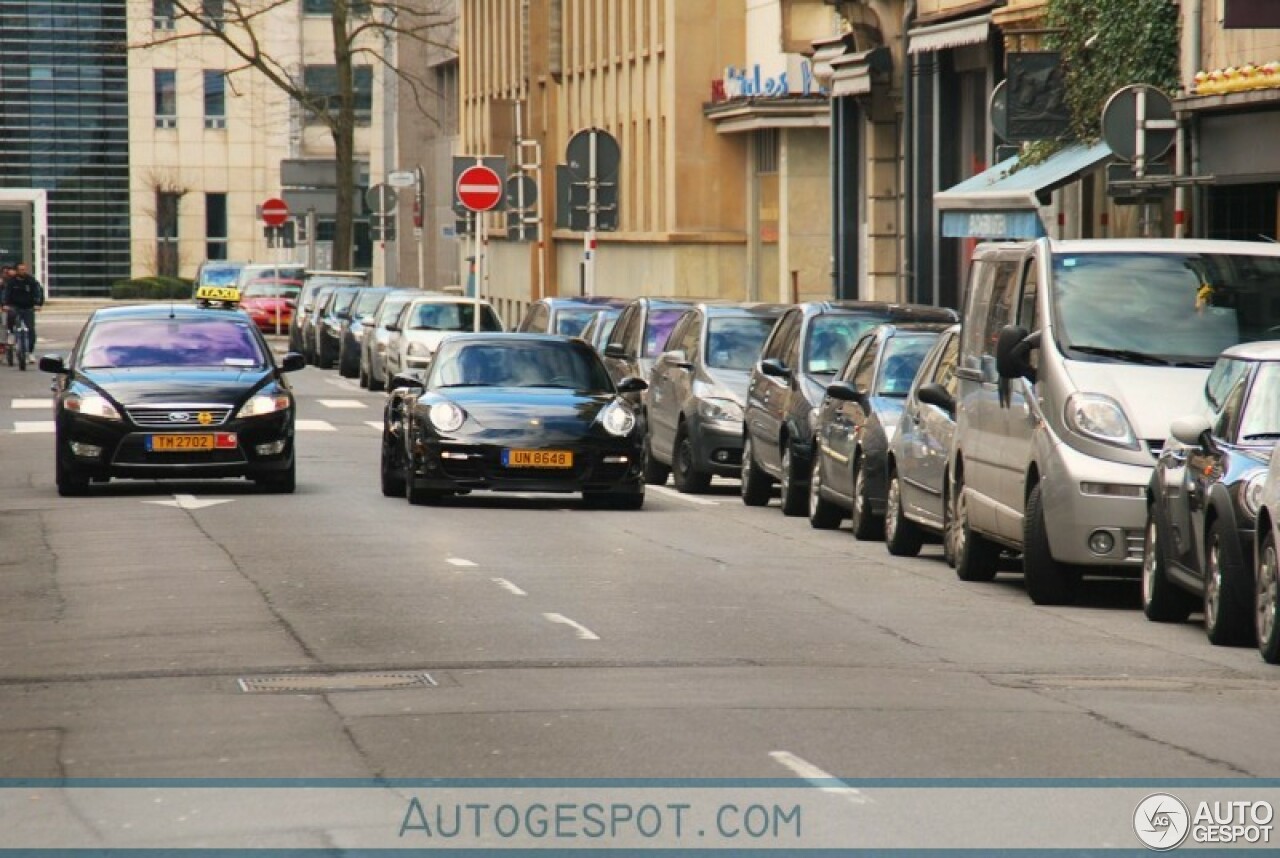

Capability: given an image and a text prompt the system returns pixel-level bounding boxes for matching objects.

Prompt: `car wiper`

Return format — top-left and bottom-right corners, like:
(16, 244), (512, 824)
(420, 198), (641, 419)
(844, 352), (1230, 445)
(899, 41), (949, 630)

(1243, 432), (1280, 441)
(437, 382), (499, 388)
(1068, 345), (1173, 366)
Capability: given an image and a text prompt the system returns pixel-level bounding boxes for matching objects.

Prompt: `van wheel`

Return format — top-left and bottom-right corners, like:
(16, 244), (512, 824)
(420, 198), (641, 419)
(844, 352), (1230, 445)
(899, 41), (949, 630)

(1141, 511), (1195, 622)
(1204, 518), (1254, 646)
(1256, 531), (1280, 663)
(779, 444), (807, 517)
(1023, 482), (1080, 605)
(950, 473), (999, 581)
(740, 435), (772, 507)
(884, 468), (923, 557)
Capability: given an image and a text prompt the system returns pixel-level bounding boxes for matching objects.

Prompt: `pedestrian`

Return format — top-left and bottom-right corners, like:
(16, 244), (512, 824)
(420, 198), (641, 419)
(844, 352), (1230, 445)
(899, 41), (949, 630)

(1, 262), (44, 354)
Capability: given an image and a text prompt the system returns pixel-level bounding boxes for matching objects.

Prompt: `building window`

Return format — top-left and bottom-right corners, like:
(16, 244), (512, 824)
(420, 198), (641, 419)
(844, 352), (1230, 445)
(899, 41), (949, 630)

(156, 191), (181, 277)
(201, 0), (223, 31)
(153, 0), (175, 30)
(302, 65), (374, 124)
(204, 70), (226, 128)
(435, 61), (458, 133)
(154, 69), (176, 128)
(302, 0), (370, 14)
(205, 192), (228, 260)
(756, 128), (779, 175)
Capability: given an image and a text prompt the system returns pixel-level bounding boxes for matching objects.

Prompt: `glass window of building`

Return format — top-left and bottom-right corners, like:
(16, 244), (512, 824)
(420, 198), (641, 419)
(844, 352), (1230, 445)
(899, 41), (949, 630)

(205, 193), (227, 261)
(204, 70), (225, 128)
(302, 0), (370, 14)
(302, 65), (374, 124)
(201, 0), (223, 31)
(153, 0), (175, 30)
(154, 69), (176, 127)
(156, 191), (181, 277)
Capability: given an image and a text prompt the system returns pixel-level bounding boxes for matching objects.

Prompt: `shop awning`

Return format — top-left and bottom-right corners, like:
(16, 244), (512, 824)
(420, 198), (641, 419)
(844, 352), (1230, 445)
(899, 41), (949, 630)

(908, 14), (991, 54)
(934, 141), (1113, 238)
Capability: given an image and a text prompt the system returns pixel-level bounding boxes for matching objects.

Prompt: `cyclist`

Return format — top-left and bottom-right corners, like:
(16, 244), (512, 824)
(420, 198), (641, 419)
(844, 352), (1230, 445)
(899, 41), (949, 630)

(2, 262), (43, 355)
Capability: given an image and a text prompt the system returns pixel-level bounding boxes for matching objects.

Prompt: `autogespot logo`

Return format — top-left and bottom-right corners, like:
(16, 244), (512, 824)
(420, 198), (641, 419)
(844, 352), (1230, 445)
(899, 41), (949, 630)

(1134, 793), (1191, 851)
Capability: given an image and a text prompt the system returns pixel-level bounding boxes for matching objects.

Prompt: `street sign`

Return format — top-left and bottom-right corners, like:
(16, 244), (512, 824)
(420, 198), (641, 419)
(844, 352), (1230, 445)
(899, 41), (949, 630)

(1106, 161), (1174, 203)
(261, 197), (289, 227)
(365, 182), (397, 215)
(506, 174), (538, 209)
(387, 170), (417, 189)
(456, 165), (504, 212)
(1102, 84), (1177, 166)
(451, 157), (507, 215)
(566, 128), (621, 182)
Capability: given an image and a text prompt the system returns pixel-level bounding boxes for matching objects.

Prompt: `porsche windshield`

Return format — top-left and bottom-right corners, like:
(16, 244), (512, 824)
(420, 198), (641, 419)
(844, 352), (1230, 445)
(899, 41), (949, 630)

(432, 341), (613, 391)
(1052, 252), (1280, 365)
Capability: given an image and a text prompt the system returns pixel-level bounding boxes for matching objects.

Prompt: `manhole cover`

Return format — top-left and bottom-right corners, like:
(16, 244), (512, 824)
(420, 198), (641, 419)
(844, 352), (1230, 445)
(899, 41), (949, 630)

(238, 671), (440, 694)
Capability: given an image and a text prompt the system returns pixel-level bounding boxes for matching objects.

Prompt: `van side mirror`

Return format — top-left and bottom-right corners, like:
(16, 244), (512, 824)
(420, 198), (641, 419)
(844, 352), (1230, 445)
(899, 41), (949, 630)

(1170, 414), (1213, 449)
(916, 382), (955, 415)
(995, 325), (1039, 383)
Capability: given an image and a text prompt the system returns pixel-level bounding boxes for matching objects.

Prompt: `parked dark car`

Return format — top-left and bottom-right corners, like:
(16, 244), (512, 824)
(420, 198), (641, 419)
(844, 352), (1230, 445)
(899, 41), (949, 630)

(1144, 343), (1280, 645)
(315, 286), (363, 369)
(302, 286), (337, 364)
(518, 296), (630, 337)
(645, 303), (788, 491)
(740, 301), (959, 516)
(579, 308), (622, 353)
(360, 290), (422, 391)
(41, 305), (303, 496)
(601, 298), (695, 390)
(379, 334), (647, 509)
(808, 322), (948, 539)
(290, 272), (366, 354)
(339, 286), (399, 378)
(882, 324), (961, 557)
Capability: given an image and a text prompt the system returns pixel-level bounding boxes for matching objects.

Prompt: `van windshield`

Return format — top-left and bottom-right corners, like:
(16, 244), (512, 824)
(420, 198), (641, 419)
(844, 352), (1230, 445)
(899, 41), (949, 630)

(1052, 252), (1280, 366)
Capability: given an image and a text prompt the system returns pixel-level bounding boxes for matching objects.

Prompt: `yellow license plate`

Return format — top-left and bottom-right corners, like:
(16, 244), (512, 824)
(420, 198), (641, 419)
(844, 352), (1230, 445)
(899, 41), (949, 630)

(196, 285), (241, 303)
(148, 434), (215, 452)
(503, 449), (573, 469)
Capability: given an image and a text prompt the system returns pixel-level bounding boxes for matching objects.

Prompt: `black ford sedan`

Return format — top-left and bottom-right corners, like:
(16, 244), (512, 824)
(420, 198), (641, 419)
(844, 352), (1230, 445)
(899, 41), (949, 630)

(41, 305), (304, 496)
(380, 334), (647, 508)
(1144, 342), (1280, 644)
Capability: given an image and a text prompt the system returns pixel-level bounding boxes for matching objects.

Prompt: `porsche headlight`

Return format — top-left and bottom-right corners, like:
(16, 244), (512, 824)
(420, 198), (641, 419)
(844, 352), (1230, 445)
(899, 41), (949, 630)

(65, 393), (121, 421)
(1065, 393), (1138, 449)
(697, 397), (743, 423)
(428, 401), (466, 433)
(407, 342), (435, 357)
(236, 393), (291, 418)
(1243, 471), (1267, 518)
(599, 400), (637, 437)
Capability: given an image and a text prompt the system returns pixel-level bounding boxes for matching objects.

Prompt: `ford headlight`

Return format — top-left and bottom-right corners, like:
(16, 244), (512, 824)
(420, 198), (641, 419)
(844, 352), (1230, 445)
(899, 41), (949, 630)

(428, 401), (466, 433)
(697, 397), (743, 423)
(65, 393), (121, 421)
(236, 393), (291, 418)
(407, 341), (435, 358)
(599, 401), (637, 437)
(1065, 393), (1138, 449)
(1243, 471), (1267, 518)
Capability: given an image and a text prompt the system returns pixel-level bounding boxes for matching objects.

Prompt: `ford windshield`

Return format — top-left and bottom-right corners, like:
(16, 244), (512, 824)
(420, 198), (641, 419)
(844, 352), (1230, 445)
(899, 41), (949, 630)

(1053, 252), (1280, 366)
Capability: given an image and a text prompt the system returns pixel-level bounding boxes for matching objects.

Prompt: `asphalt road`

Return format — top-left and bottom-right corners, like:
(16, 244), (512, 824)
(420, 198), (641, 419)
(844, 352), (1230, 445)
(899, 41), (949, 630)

(2, 307), (1279, 787)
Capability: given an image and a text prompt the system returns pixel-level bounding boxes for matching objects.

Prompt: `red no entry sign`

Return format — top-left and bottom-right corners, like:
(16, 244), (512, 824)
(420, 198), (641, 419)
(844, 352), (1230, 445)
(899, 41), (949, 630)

(456, 165), (504, 212)
(261, 197), (289, 227)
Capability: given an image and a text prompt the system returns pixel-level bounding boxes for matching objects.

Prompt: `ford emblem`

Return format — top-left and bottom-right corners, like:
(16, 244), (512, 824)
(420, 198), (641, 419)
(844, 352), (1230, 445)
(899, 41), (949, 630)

(169, 411), (191, 423)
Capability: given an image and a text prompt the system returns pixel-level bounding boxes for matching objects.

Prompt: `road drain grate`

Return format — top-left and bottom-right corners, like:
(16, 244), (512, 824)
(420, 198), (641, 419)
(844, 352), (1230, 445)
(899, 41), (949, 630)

(237, 671), (440, 694)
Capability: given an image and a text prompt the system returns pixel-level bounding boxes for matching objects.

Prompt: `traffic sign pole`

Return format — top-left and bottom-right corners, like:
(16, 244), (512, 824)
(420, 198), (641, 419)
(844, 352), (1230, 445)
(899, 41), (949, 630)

(585, 131), (598, 298)
(416, 166), (426, 290)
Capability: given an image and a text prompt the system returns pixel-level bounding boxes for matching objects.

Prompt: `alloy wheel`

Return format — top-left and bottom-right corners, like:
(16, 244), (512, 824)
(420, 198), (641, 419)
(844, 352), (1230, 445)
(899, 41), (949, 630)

(808, 457), (822, 519)
(1142, 518), (1158, 608)
(1206, 539), (1223, 631)
(1259, 544), (1279, 650)
(885, 475), (901, 545)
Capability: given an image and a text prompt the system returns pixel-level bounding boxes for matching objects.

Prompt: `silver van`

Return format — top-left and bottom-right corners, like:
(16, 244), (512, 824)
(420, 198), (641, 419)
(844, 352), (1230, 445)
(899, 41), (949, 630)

(950, 238), (1280, 605)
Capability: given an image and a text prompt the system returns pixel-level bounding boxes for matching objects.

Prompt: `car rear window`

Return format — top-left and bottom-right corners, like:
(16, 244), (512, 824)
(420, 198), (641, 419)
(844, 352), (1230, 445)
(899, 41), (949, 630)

(409, 302), (502, 332)
(242, 282), (301, 300)
(555, 309), (600, 337)
(79, 318), (267, 369)
(643, 309), (686, 357)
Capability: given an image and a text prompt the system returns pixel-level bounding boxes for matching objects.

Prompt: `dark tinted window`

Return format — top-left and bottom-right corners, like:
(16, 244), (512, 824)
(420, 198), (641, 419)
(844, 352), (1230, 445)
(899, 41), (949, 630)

(643, 309), (687, 357)
(432, 341), (613, 391)
(80, 317), (265, 369)
(553, 308), (600, 336)
(806, 314), (881, 374)
(707, 316), (775, 370)
(877, 334), (939, 396)
(408, 302), (501, 332)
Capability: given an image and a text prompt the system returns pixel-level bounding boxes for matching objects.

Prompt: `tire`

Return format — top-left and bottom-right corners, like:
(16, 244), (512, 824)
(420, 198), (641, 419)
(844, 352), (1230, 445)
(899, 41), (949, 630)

(5, 340), (11, 366)
(1256, 530), (1280, 664)
(779, 444), (807, 517)
(55, 440), (90, 497)
(585, 488), (645, 510)
(316, 341), (333, 370)
(368, 367), (385, 393)
(1141, 510), (1195, 622)
(16, 337), (26, 371)
(848, 452), (883, 541)
(1204, 517), (1254, 646)
(807, 453), (843, 530)
(740, 434), (772, 507)
(884, 467), (924, 557)
(1022, 482), (1080, 606)
(642, 430), (670, 486)
(257, 458), (296, 494)
(671, 424), (712, 494)
(380, 429), (406, 497)
(359, 365), (370, 389)
(951, 472), (999, 582)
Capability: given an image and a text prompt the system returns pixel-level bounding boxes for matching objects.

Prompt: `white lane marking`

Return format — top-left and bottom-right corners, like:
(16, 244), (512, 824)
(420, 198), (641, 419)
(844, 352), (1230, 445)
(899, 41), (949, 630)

(144, 494), (235, 510)
(649, 485), (720, 506)
(324, 377), (362, 391)
(364, 421), (383, 431)
(13, 421), (55, 434)
(318, 399), (367, 409)
(769, 751), (868, 805)
(492, 578), (528, 596)
(10, 399), (49, 409)
(543, 613), (600, 641)
(446, 557), (477, 568)
(295, 420), (337, 432)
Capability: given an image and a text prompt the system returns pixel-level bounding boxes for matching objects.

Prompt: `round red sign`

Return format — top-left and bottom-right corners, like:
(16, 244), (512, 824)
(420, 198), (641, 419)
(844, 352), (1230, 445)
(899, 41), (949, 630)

(261, 197), (289, 227)
(456, 165), (503, 213)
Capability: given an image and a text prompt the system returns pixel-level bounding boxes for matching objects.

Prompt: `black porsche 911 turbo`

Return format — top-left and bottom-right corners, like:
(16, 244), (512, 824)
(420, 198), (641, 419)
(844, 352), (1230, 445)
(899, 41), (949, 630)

(380, 334), (648, 509)
(40, 304), (304, 496)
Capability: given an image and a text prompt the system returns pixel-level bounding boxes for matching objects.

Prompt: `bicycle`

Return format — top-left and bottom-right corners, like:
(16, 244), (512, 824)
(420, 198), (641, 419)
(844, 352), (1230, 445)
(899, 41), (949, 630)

(6, 310), (29, 371)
